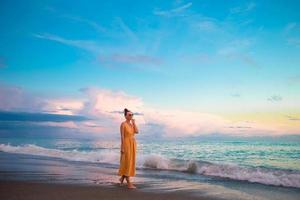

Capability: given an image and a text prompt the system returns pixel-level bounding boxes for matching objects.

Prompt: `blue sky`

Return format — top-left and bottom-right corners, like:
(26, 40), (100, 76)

(0, 0), (299, 138)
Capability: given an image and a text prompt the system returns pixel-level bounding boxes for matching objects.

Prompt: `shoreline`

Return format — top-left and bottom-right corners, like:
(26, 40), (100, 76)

(0, 179), (210, 200)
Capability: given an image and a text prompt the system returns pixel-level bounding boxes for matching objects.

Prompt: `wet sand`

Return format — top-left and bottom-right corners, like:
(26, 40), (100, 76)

(0, 180), (211, 200)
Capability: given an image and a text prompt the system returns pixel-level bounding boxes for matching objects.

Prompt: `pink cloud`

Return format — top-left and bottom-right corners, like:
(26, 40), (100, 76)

(0, 83), (47, 112)
(1, 83), (298, 137)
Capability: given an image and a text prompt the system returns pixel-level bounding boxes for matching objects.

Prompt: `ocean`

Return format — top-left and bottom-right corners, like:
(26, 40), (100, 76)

(0, 136), (300, 200)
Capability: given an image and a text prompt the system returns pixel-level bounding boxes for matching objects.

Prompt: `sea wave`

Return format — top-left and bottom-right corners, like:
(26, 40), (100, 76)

(1, 143), (299, 188)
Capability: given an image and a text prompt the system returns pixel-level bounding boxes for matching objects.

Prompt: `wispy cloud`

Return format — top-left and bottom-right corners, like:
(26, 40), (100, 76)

(284, 22), (297, 34)
(238, 53), (259, 67)
(217, 38), (260, 68)
(287, 74), (300, 84)
(229, 2), (256, 14)
(48, 7), (137, 43)
(64, 14), (107, 33)
(98, 53), (163, 65)
(154, 2), (192, 17)
(267, 95), (283, 102)
(44, 6), (110, 36)
(33, 33), (101, 53)
(196, 18), (219, 32)
(230, 93), (241, 98)
(115, 17), (138, 42)
(33, 33), (164, 71)
(226, 126), (252, 129)
(283, 22), (300, 47)
(285, 115), (300, 121)
(287, 38), (300, 47)
(179, 53), (211, 64)
(218, 39), (253, 54)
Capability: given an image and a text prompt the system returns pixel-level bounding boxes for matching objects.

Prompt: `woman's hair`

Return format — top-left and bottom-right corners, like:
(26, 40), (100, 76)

(124, 108), (130, 116)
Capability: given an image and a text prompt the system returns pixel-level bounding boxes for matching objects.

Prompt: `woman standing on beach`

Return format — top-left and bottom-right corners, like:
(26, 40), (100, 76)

(118, 108), (139, 189)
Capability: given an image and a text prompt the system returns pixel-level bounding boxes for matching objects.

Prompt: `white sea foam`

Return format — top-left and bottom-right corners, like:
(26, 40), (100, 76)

(0, 143), (120, 165)
(1, 143), (300, 188)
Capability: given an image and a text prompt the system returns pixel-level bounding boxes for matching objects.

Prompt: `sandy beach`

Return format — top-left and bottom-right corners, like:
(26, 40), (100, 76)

(0, 180), (211, 200)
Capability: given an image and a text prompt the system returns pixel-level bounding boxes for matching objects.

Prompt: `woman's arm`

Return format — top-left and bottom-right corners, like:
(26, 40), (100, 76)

(120, 123), (125, 153)
(132, 119), (139, 134)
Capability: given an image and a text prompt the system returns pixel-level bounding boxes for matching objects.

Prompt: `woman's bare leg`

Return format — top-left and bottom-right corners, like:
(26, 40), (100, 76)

(119, 175), (125, 185)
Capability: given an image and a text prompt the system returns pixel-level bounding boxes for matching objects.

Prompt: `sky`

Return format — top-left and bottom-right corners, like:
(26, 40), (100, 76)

(0, 0), (300, 139)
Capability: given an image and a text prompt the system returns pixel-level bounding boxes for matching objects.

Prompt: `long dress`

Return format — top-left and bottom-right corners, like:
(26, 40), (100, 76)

(118, 122), (137, 177)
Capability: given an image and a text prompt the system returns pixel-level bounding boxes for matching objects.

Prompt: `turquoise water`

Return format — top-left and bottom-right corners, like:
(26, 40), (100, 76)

(0, 137), (300, 188)
(140, 139), (300, 171)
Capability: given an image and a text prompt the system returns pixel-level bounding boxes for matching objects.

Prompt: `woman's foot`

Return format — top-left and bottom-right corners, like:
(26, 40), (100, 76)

(127, 182), (137, 189)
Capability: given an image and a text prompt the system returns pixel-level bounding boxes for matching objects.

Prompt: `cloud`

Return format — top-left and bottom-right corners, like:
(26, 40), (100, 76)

(75, 87), (232, 137)
(197, 20), (218, 32)
(182, 10), (260, 68)
(218, 39), (253, 53)
(229, 2), (256, 14)
(192, 17), (222, 33)
(220, 52), (258, 68)
(287, 38), (300, 47)
(44, 5), (107, 34)
(0, 83), (47, 112)
(178, 53), (211, 64)
(48, 8), (138, 43)
(217, 39), (260, 68)
(0, 83), (101, 136)
(287, 74), (300, 84)
(42, 98), (84, 115)
(109, 110), (144, 116)
(98, 53), (163, 65)
(33, 33), (101, 53)
(0, 83), (85, 115)
(45, 7), (139, 44)
(283, 22), (300, 47)
(230, 93), (241, 97)
(61, 13), (138, 43)
(285, 115), (300, 121)
(115, 17), (138, 42)
(1, 83), (298, 138)
(76, 87), (147, 136)
(267, 95), (283, 102)
(154, 2), (192, 17)
(64, 14), (107, 33)
(226, 126), (252, 129)
(78, 87), (144, 119)
(77, 86), (293, 137)
(33, 33), (163, 71)
(284, 22), (297, 34)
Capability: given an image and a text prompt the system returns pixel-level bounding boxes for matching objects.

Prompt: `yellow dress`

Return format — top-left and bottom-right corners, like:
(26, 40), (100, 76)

(118, 122), (137, 177)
